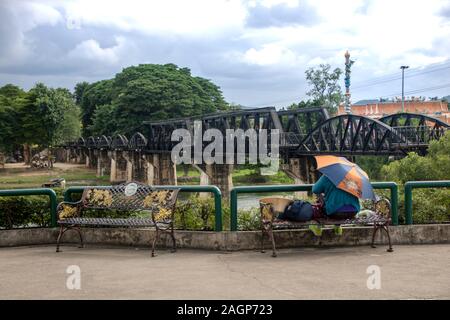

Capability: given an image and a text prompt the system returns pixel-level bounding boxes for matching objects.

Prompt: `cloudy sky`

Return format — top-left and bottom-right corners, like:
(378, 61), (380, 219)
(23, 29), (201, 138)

(1, 0), (450, 107)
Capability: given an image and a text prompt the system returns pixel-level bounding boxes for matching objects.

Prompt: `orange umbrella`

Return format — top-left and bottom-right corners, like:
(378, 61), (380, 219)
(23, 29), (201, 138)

(314, 155), (375, 199)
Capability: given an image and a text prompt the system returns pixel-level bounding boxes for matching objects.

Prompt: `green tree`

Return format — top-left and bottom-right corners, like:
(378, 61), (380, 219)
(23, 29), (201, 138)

(74, 81), (89, 105)
(112, 64), (228, 134)
(0, 84), (27, 152)
(88, 104), (117, 136)
(82, 64), (229, 136)
(287, 99), (321, 110)
(77, 79), (114, 136)
(18, 84), (81, 165)
(305, 64), (343, 115)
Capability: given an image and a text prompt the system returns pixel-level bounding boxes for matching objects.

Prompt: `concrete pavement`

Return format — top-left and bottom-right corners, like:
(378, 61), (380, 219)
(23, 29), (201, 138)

(0, 244), (449, 299)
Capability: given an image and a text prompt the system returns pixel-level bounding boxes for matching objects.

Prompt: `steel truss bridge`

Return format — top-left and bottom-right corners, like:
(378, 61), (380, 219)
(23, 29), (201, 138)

(65, 107), (449, 157)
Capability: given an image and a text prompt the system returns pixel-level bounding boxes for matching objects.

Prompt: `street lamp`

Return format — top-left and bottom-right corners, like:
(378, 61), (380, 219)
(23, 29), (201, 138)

(400, 65), (409, 112)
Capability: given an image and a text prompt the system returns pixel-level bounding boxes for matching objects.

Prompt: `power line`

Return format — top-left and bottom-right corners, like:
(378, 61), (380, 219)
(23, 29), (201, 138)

(352, 64), (450, 91)
(382, 82), (450, 98)
(351, 60), (450, 89)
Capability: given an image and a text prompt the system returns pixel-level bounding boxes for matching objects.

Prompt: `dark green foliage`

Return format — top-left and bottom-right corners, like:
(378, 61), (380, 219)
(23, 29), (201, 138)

(79, 64), (229, 136)
(0, 196), (52, 229)
(355, 156), (390, 181)
(380, 131), (450, 223)
(0, 84), (27, 152)
(0, 83), (81, 152)
(77, 79), (114, 136)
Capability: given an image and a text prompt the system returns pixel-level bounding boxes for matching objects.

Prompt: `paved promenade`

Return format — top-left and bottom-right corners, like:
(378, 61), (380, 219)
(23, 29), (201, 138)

(0, 244), (449, 299)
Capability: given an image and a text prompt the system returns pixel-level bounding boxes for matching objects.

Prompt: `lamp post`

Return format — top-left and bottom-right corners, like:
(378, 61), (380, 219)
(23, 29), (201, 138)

(400, 65), (409, 112)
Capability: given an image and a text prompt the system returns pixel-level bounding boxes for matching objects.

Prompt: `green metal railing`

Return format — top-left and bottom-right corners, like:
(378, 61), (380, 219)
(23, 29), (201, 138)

(404, 180), (450, 225)
(230, 184), (313, 231)
(63, 185), (223, 231)
(229, 182), (399, 231)
(0, 188), (58, 227)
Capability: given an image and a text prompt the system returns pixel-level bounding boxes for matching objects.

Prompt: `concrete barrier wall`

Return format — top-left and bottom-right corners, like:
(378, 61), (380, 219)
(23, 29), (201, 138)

(1, 224), (450, 251)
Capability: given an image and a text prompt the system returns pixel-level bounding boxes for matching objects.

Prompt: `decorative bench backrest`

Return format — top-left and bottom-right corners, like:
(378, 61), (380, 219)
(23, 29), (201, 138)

(80, 182), (179, 213)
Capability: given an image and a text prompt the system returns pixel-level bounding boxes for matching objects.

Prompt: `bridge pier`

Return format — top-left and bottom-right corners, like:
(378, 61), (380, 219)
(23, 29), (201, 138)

(191, 164), (212, 198)
(205, 164), (233, 198)
(84, 149), (97, 169)
(282, 157), (317, 197)
(142, 153), (177, 186)
(109, 150), (128, 183)
(76, 149), (85, 165)
(95, 150), (110, 177)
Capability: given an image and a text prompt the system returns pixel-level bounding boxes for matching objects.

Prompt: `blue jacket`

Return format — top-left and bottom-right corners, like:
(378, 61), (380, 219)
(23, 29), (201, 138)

(312, 175), (360, 215)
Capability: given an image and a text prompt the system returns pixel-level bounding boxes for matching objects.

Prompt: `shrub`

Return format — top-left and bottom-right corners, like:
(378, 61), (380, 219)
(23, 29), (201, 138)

(0, 196), (51, 229)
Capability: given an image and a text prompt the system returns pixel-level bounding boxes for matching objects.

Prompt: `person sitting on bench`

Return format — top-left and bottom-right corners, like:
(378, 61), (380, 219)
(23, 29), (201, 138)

(310, 174), (360, 236)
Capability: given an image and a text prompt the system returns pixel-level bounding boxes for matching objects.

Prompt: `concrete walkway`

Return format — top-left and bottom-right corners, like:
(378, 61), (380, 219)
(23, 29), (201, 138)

(0, 244), (449, 299)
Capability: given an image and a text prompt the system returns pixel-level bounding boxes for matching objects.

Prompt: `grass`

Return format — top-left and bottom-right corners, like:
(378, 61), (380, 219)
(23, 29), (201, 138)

(1, 163), (295, 190)
(0, 164), (110, 189)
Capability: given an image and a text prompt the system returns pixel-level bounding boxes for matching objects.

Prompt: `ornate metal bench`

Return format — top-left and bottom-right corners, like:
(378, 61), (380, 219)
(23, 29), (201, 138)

(56, 182), (179, 257)
(260, 196), (393, 257)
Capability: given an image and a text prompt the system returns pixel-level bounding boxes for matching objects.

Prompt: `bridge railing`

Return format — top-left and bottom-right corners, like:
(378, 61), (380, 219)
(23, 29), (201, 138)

(229, 182), (399, 231)
(391, 126), (448, 145)
(64, 185), (223, 231)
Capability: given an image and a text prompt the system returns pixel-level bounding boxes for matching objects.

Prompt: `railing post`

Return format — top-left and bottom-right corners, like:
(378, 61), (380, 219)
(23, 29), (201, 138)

(230, 189), (238, 231)
(391, 183), (399, 226)
(404, 182), (413, 225)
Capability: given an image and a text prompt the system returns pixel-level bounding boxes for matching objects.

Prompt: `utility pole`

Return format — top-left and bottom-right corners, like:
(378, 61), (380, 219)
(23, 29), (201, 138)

(400, 65), (409, 112)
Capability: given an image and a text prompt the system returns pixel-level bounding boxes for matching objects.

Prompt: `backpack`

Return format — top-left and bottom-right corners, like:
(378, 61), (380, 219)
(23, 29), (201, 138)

(283, 200), (313, 222)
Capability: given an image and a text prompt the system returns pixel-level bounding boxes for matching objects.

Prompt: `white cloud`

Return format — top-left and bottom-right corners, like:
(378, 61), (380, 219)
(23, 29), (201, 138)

(1, 0), (450, 104)
(241, 44), (305, 66)
(62, 0), (247, 36)
(67, 37), (126, 65)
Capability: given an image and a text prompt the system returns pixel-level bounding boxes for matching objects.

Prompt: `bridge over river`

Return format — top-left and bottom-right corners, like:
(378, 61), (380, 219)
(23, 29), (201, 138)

(61, 107), (449, 195)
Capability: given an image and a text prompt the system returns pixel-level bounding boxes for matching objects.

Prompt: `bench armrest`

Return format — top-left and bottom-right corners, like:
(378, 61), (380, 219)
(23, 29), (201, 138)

(57, 200), (83, 220)
(260, 202), (276, 224)
(373, 197), (391, 223)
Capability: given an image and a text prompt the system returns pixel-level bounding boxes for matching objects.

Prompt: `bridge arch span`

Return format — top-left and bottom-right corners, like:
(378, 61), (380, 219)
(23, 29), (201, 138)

(296, 114), (406, 156)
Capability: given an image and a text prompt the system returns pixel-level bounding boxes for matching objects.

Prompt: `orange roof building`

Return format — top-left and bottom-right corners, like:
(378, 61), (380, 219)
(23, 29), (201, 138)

(338, 100), (450, 124)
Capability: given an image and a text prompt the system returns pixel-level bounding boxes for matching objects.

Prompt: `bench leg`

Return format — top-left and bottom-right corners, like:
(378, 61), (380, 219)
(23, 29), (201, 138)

(261, 227), (265, 253)
(56, 225), (65, 252)
(382, 225), (394, 252)
(74, 227), (84, 248)
(371, 224), (379, 248)
(151, 229), (161, 257)
(268, 228), (277, 258)
(170, 224), (176, 253)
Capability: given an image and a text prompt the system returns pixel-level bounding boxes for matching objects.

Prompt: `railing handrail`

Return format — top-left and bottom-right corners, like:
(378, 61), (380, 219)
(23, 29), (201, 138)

(0, 188), (58, 227)
(63, 185), (223, 231)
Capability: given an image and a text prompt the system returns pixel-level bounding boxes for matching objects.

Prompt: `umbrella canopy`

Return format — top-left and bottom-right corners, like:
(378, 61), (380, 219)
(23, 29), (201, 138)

(314, 155), (376, 200)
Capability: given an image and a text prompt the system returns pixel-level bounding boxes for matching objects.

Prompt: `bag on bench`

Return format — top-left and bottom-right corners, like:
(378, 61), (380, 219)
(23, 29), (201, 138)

(279, 200), (313, 222)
